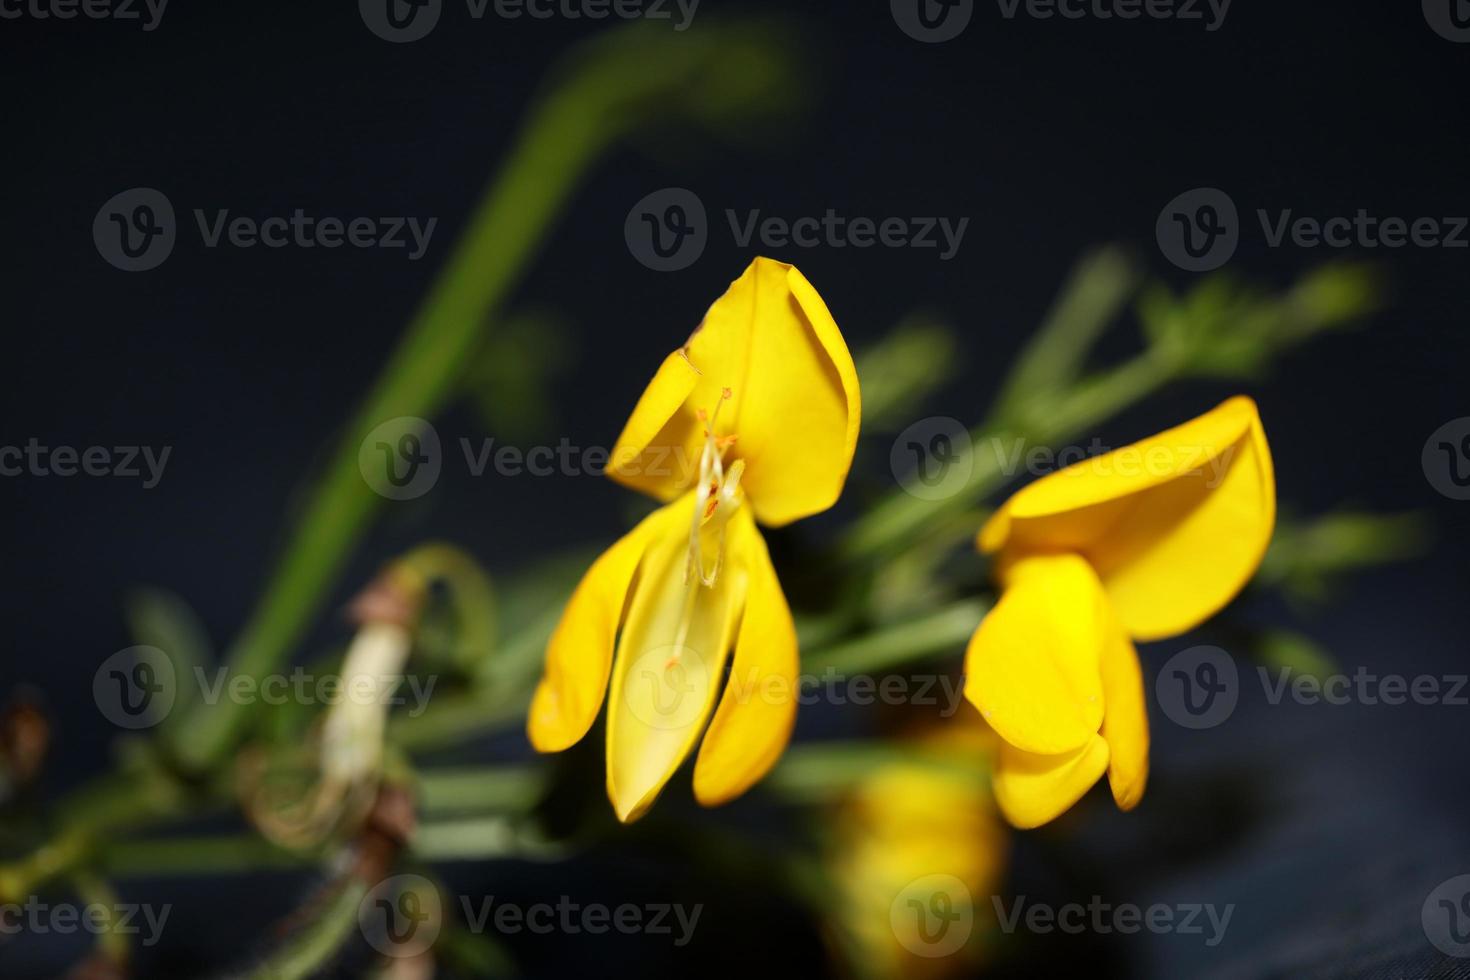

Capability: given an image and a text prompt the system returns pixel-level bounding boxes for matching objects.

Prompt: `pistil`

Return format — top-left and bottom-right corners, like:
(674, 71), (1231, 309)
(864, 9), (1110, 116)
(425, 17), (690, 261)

(666, 388), (744, 666)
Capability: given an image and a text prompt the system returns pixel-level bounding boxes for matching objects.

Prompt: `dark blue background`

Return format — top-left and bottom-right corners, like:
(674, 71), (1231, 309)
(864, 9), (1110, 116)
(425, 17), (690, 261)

(1, 1), (1468, 976)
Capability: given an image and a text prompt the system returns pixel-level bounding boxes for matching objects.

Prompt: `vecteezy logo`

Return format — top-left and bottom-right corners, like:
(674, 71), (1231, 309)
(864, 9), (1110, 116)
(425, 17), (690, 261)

(1155, 645), (1238, 729)
(360, 0), (442, 42)
(624, 188), (708, 272)
(360, 874), (442, 958)
(1437, 435), (1470, 486)
(380, 891), (428, 943)
(891, 417), (974, 501)
(1424, 875), (1470, 956)
(1422, 417), (1470, 500)
(1424, 0), (1470, 41)
(93, 646), (176, 729)
(93, 188), (176, 272)
(891, 0), (973, 42)
(910, 891), (960, 942)
(358, 417), (442, 500)
(626, 645), (709, 731)
(1156, 187), (1239, 272)
(891, 874), (973, 958)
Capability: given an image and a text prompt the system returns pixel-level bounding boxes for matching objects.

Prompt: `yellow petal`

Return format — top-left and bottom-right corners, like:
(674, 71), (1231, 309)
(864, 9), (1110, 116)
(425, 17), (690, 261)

(605, 350), (702, 503)
(992, 735), (1110, 829)
(709, 260), (861, 526)
(981, 397), (1275, 641)
(604, 495), (746, 823)
(526, 503), (679, 752)
(962, 554), (1107, 755)
(1099, 607), (1149, 810)
(985, 397), (1261, 532)
(977, 503), (1012, 554)
(1089, 402), (1275, 639)
(693, 510), (797, 807)
(606, 258), (861, 527)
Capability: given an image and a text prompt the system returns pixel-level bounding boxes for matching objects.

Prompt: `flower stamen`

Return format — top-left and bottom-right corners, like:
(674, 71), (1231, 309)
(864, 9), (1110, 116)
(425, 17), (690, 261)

(687, 388), (742, 588)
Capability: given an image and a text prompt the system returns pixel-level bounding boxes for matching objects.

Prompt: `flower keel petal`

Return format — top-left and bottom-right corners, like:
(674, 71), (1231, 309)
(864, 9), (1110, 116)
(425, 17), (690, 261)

(605, 498), (746, 823)
(992, 735), (1110, 829)
(693, 511), (797, 807)
(1099, 608), (1149, 810)
(963, 554), (1108, 755)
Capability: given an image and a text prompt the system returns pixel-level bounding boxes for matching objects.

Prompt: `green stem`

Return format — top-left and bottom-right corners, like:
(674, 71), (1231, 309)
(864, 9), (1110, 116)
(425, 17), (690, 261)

(414, 817), (558, 862)
(803, 599), (988, 676)
(840, 349), (1177, 561)
(70, 873), (130, 968)
(63, 589), (987, 883)
(389, 688), (532, 752)
(175, 85), (619, 773)
(0, 772), (195, 902)
(103, 835), (318, 877)
(246, 879), (367, 980)
(387, 599), (560, 750)
(100, 814), (550, 880)
(416, 765), (544, 815)
(992, 246), (1138, 420)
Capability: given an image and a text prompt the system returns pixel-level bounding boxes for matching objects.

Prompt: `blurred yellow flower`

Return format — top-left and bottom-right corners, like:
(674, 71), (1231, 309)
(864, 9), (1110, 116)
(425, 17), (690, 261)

(966, 397), (1275, 828)
(829, 716), (1008, 978)
(527, 257), (861, 822)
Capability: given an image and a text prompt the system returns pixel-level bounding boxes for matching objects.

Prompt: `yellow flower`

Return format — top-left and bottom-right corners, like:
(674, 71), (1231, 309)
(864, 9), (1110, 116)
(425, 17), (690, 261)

(965, 397), (1275, 828)
(527, 257), (861, 822)
(829, 716), (1008, 978)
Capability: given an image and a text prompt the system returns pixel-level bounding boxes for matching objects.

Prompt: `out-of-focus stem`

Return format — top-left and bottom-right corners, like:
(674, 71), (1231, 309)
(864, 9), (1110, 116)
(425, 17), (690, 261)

(103, 835), (316, 877)
(991, 246), (1138, 421)
(840, 349), (1176, 560)
(803, 599), (989, 676)
(70, 873), (130, 969)
(246, 879), (368, 980)
(416, 765), (544, 816)
(0, 772), (193, 903)
(175, 85), (618, 773)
